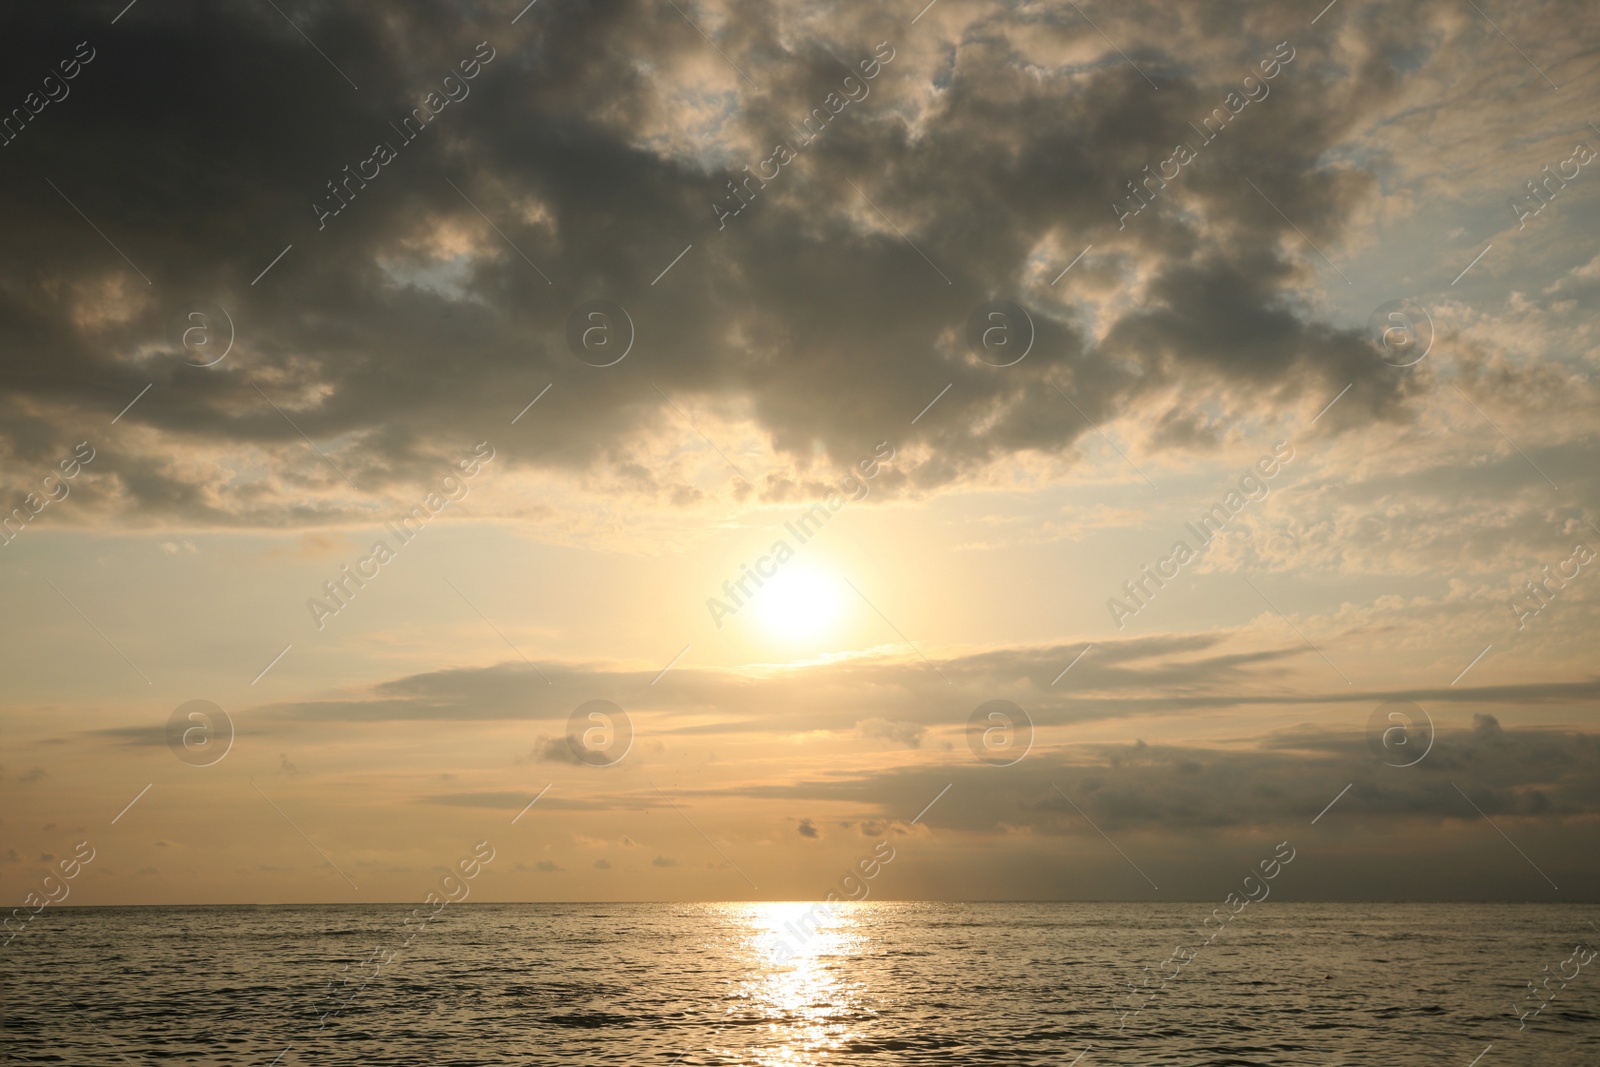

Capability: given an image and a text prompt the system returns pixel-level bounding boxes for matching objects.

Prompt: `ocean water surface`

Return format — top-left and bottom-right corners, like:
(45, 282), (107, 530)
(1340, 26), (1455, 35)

(3, 902), (1597, 1065)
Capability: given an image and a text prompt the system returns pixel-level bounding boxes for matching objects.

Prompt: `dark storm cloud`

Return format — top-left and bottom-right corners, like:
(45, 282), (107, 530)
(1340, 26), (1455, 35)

(0, 0), (1427, 525)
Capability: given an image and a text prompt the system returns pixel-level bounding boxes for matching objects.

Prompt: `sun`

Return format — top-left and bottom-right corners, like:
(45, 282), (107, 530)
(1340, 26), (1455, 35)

(753, 562), (844, 641)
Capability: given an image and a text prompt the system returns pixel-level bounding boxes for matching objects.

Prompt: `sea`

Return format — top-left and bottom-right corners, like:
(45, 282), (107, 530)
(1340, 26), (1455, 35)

(3, 902), (1597, 1065)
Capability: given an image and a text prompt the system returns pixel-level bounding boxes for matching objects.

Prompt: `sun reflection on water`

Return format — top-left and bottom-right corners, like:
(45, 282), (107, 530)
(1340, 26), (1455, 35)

(709, 901), (873, 1066)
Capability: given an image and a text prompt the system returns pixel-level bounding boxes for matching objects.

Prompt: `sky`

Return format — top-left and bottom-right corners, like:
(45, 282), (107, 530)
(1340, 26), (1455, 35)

(1, 0), (1598, 905)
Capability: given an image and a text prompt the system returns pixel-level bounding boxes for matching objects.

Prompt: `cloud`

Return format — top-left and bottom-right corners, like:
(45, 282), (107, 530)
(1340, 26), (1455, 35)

(420, 792), (608, 812)
(92, 726), (170, 746)
(231, 636), (1600, 738)
(7, 0), (1563, 538)
(530, 735), (582, 763)
(652, 855), (678, 868)
(858, 718), (926, 748)
(796, 818), (819, 838)
(697, 720), (1600, 837)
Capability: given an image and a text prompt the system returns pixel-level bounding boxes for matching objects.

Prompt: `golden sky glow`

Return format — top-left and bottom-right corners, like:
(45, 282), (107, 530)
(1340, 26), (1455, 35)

(2, 0), (1599, 907)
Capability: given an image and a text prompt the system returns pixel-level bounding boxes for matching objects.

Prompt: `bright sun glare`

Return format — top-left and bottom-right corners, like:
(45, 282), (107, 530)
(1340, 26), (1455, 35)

(754, 563), (844, 641)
